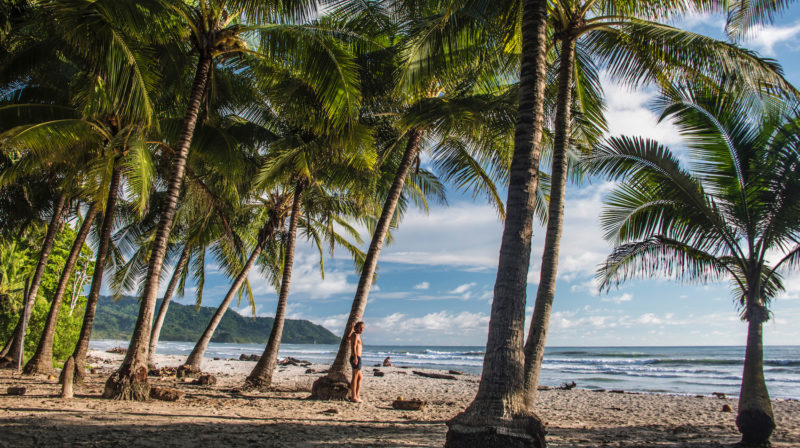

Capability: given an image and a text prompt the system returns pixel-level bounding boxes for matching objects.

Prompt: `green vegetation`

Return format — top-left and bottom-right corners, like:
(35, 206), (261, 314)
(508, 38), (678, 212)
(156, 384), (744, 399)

(91, 296), (338, 345)
(0, 225), (94, 364)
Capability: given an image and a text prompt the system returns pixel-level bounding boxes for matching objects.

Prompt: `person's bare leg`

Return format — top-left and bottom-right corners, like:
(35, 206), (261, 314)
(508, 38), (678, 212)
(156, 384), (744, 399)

(350, 369), (359, 402)
(353, 370), (363, 402)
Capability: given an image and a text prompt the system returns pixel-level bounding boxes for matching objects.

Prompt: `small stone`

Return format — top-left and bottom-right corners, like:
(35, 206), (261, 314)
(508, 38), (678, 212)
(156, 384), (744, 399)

(213, 357), (220, 361)
(374, 371), (385, 377)
(197, 374), (217, 386)
(150, 387), (184, 401)
(7, 387), (26, 396)
(722, 404), (733, 413)
(305, 368), (315, 374)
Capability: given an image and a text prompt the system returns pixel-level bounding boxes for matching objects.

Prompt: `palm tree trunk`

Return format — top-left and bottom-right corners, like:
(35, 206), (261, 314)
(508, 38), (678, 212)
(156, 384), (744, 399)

(523, 36), (575, 407)
(445, 1), (548, 446)
(24, 202), (99, 375)
(311, 129), (423, 400)
(182, 212), (285, 371)
(147, 243), (192, 370)
(736, 304), (775, 446)
(244, 183), (304, 391)
(104, 55), (213, 400)
(68, 164), (123, 384)
(0, 191), (67, 367)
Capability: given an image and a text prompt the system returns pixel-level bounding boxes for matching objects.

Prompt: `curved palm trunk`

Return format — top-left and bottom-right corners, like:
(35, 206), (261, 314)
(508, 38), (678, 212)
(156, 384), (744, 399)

(522, 36), (575, 406)
(0, 192), (67, 367)
(182, 213), (284, 371)
(311, 129), (422, 399)
(147, 243), (191, 370)
(68, 164), (123, 384)
(24, 202), (99, 375)
(736, 305), (775, 446)
(244, 184), (304, 390)
(105, 55), (213, 400)
(445, 1), (548, 446)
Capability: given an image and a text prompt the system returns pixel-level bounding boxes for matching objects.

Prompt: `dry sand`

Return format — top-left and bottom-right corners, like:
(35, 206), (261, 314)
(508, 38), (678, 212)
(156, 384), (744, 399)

(1, 350), (798, 447)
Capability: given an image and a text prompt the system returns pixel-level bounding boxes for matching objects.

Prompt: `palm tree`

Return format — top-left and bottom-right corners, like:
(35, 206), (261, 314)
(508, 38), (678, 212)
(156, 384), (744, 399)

(312, 3), (522, 400)
(522, 0), (797, 406)
(588, 86), (800, 447)
(24, 201), (98, 374)
(108, 0), (364, 400)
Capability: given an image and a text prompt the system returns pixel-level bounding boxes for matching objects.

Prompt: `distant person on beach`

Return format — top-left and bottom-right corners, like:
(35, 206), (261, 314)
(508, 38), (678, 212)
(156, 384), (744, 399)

(383, 356), (392, 367)
(349, 321), (365, 403)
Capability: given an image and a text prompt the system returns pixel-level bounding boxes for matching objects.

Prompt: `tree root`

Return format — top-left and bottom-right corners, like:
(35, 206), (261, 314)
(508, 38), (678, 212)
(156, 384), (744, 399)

(310, 376), (350, 400)
(103, 364), (150, 401)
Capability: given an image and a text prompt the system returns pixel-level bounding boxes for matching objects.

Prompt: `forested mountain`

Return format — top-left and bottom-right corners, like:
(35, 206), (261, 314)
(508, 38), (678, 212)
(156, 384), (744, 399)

(92, 296), (337, 344)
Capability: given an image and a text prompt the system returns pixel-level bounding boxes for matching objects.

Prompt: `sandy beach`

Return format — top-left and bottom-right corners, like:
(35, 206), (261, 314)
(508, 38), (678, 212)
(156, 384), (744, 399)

(0, 350), (798, 447)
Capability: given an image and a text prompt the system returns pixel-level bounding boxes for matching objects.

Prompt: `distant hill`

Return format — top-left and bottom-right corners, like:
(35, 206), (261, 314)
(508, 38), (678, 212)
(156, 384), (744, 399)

(92, 295), (339, 344)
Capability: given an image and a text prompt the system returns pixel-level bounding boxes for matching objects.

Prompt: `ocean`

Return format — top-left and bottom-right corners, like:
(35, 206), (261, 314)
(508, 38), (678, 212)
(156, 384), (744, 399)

(89, 340), (800, 399)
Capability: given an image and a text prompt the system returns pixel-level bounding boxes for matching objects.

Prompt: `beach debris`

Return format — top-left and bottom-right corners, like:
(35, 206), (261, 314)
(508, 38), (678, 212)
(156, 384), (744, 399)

(448, 370), (462, 375)
(239, 354), (260, 361)
(374, 371), (385, 377)
(149, 366), (178, 377)
(150, 387), (184, 402)
(722, 404), (733, 413)
(373, 363), (381, 367)
(305, 368), (316, 374)
(412, 370), (457, 380)
(712, 392), (727, 399)
(177, 365), (201, 379)
(537, 385), (553, 391)
(106, 346), (126, 354)
(278, 357), (311, 367)
(60, 357), (75, 399)
(391, 399), (426, 411)
(90, 368), (99, 374)
(695, 395), (704, 398)
(609, 390), (625, 394)
(195, 374), (217, 386)
(593, 389), (606, 393)
(322, 408), (338, 415)
(213, 357), (221, 360)
(7, 386), (26, 396)
(383, 357), (392, 367)
(558, 381), (577, 390)
(48, 374), (56, 381)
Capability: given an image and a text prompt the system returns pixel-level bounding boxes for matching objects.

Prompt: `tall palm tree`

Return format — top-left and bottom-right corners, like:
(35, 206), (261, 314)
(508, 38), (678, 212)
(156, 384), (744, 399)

(312, 2), (522, 400)
(522, 0), (797, 406)
(108, 0), (363, 400)
(588, 86), (800, 447)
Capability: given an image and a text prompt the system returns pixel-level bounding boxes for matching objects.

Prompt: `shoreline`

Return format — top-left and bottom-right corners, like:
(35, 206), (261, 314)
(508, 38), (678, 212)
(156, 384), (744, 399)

(0, 350), (798, 447)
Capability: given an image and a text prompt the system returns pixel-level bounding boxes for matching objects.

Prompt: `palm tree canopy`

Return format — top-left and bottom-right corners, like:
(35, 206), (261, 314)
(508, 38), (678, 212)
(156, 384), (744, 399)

(589, 86), (800, 315)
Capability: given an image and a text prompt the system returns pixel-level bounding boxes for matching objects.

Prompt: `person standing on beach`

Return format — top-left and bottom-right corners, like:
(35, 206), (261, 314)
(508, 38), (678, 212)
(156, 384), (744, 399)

(349, 321), (365, 402)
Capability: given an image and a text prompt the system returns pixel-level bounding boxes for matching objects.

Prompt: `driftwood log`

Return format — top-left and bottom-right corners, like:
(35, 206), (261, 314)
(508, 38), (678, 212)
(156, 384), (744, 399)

(412, 370), (457, 380)
(391, 399), (426, 410)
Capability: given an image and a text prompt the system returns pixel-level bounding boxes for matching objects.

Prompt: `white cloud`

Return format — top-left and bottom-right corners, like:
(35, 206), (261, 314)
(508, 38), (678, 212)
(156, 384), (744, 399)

(602, 293), (633, 305)
(413, 281), (430, 290)
(250, 253), (358, 300)
(450, 282), (476, 294)
(367, 310), (491, 344)
(744, 22), (800, 56)
(601, 72), (684, 146)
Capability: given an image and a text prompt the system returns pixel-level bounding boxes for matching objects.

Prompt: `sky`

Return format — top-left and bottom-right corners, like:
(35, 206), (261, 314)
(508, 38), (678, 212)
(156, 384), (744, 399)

(167, 7), (800, 347)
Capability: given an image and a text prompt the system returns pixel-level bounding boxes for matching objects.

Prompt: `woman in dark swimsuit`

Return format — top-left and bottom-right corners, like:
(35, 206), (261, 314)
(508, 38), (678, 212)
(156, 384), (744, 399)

(349, 321), (365, 403)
